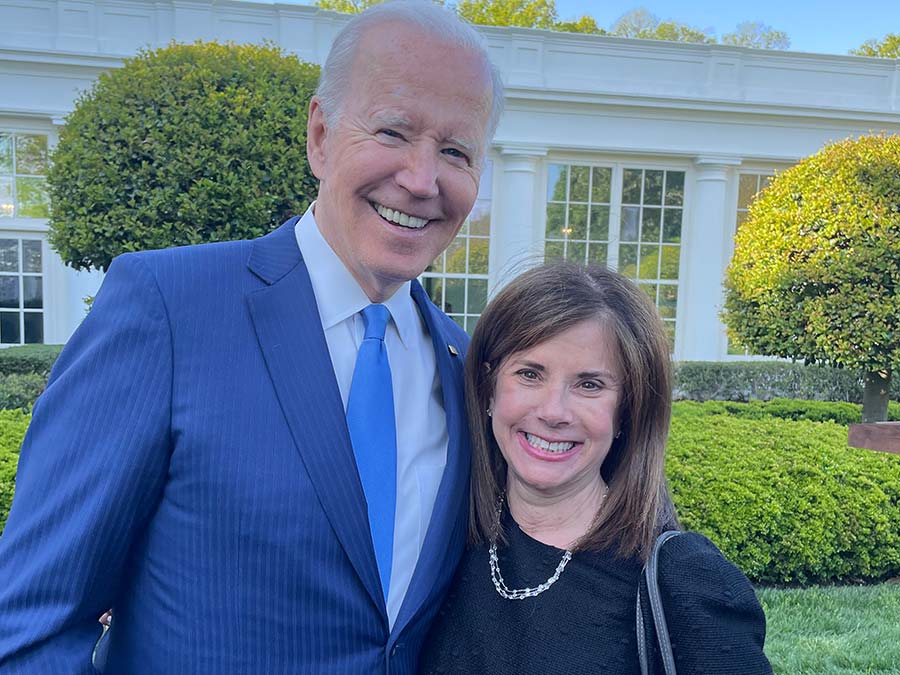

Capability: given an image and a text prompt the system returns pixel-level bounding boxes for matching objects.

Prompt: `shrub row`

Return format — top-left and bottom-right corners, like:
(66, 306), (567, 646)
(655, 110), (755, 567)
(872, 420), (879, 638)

(0, 345), (63, 376)
(0, 410), (30, 534)
(673, 361), (900, 403)
(668, 400), (900, 584)
(675, 398), (900, 425)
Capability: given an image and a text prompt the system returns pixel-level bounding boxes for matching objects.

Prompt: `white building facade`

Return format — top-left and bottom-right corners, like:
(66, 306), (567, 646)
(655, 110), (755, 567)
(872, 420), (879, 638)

(3, 0), (900, 358)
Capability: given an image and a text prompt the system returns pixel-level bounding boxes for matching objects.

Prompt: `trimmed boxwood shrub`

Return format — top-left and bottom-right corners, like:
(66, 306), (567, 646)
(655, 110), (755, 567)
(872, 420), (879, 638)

(0, 345), (63, 376)
(0, 374), (48, 412)
(676, 398), (900, 425)
(0, 410), (29, 534)
(668, 401), (900, 584)
(673, 361), (900, 403)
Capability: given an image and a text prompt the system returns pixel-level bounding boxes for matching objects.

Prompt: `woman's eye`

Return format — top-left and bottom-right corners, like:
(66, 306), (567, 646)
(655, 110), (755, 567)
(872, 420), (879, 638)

(580, 380), (603, 391)
(515, 369), (538, 380)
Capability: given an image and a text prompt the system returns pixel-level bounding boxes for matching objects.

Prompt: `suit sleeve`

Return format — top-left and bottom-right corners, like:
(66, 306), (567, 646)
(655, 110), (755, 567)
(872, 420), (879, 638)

(0, 254), (173, 673)
(655, 532), (773, 675)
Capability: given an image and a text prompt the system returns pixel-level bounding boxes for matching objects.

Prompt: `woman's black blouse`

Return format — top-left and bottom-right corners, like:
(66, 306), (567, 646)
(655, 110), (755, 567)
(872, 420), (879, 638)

(419, 514), (772, 675)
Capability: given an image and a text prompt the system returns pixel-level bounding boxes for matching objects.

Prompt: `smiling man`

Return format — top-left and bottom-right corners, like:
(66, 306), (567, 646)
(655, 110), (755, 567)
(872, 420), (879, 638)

(0, 2), (502, 673)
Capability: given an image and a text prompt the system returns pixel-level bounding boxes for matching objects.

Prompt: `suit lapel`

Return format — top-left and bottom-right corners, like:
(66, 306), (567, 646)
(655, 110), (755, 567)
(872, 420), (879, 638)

(392, 281), (471, 636)
(245, 219), (384, 615)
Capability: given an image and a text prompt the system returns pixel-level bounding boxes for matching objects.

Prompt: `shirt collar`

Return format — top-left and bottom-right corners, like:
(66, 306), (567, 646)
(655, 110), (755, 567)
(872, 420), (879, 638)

(295, 204), (417, 348)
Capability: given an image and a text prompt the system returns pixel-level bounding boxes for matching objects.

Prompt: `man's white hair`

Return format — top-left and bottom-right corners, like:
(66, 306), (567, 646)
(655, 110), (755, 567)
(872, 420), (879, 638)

(315, 0), (504, 146)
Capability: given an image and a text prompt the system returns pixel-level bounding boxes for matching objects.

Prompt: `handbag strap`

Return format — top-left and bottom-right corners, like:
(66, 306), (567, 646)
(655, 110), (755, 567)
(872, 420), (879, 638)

(636, 530), (682, 675)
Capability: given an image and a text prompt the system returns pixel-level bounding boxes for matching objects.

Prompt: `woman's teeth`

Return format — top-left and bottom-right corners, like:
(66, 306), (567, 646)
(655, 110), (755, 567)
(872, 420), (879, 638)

(525, 432), (575, 454)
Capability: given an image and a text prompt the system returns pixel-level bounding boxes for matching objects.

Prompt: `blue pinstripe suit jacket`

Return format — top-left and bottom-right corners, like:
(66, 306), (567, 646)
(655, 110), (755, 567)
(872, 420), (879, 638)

(0, 218), (472, 674)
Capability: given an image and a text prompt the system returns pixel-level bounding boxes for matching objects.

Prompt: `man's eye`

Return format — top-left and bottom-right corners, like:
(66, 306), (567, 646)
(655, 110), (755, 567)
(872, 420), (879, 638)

(442, 147), (469, 162)
(379, 129), (404, 140)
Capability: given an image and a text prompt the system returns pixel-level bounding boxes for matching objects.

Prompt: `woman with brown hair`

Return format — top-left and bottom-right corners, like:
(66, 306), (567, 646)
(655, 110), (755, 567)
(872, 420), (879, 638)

(419, 262), (771, 674)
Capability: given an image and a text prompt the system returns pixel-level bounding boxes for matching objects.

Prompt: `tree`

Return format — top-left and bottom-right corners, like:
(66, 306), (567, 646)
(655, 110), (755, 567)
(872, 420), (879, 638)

(723, 134), (900, 422)
(851, 33), (900, 58)
(456, 0), (556, 29)
(314, 0), (384, 11)
(722, 21), (790, 50)
(610, 8), (713, 44)
(553, 15), (606, 35)
(48, 43), (320, 271)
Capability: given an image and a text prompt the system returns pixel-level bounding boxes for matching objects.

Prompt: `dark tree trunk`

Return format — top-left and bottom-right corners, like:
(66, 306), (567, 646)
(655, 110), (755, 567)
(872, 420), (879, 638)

(862, 370), (891, 423)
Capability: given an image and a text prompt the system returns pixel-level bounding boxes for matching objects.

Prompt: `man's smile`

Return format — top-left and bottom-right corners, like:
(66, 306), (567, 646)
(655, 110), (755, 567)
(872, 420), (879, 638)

(373, 201), (429, 229)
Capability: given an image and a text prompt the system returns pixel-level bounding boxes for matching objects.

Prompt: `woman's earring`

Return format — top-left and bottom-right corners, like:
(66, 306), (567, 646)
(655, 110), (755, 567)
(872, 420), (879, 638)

(487, 407), (493, 417)
(614, 430), (622, 439)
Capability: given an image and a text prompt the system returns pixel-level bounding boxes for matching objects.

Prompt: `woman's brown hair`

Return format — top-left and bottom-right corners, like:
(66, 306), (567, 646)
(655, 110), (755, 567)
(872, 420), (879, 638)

(466, 261), (677, 561)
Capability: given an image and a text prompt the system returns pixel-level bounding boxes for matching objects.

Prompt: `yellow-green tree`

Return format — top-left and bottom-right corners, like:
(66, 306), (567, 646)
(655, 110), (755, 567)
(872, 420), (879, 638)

(851, 33), (900, 58)
(723, 134), (900, 422)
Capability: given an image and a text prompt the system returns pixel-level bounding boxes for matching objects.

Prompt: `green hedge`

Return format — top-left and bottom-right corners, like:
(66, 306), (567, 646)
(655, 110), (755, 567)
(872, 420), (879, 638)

(669, 400), (900, 584)
(0, 345), (62, 376)
(0, 410), (29, 534)
(675, 397), (900, 425)
(0, 374), (48, 412)
(673, 361), (900, 403)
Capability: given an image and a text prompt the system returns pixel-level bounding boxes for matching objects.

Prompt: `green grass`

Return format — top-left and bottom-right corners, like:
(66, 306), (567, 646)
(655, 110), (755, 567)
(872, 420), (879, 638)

(760, 584), (900, 674)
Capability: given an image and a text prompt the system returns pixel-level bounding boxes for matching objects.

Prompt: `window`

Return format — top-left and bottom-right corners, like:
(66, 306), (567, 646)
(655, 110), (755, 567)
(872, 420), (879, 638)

(0, 132), (51, 219)
(0, 238), (43, 344)
(421, 161), (492, 334)
(545, 164), (684, 344)
(727, 172), (773, 355)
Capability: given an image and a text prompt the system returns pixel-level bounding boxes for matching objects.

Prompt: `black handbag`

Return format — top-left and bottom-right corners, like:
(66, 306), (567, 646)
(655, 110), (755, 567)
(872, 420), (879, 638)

(636, 530), (682, 675)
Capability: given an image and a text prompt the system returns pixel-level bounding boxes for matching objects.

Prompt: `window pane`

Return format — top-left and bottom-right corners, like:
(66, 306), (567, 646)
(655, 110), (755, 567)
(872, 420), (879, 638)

(477, 161), (493, 200)
(663, 209), (682, 243)
(567, 204), (588, 240)
(467, 278), (487, 315)
(15, 134), (49, 175)
(619, 244), (638, 277)
(638, 246), (659, 279)
(0, 240), (17, 272)
(644, 170), (663, 205)
(423, 276), (442, 306)
(469, 201), (490, 236)
(0, 311), (19, 343)
(567, 242), (586, 264)
(659, 285), (678, 318)
(546, 203), (567, 238)
(544, 240), (565, 261)
(587, 243), (608, 266)
(24, 312), (43, 344)
(664, 172), (684, 206)
(444, 278), (464, 315)
(444, 239), (466, 274)
(641, 208), (661, 243)
(23, 276), (42, 309)
(547, 164), (567, 201)
(738, 174), (761, 208)
(469, 238), (489, 275)
(591, 167), (611, 203)
(639, 283), (657, 303)
(0, 133), (11, 174)
(622, 169), (642, 204)
(620, 206), (640, 242)
(426, 252), (444, 274)
(660, 245), (680, 280)
(16, 177), (50, 218)
(0, 179), (12, 218)
(588, 205), (609, 241)
(569, 166), (589, 202)
(0, 276), (18, 308)
(22, 240), (41, 273)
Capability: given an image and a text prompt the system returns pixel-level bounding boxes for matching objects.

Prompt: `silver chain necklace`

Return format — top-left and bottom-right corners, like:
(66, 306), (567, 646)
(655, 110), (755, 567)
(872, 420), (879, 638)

(488, 494), (573, 601)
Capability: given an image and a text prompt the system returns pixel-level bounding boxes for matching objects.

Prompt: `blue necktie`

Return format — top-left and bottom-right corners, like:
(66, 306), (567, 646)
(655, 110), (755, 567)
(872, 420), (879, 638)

(346, 304), (397, 601)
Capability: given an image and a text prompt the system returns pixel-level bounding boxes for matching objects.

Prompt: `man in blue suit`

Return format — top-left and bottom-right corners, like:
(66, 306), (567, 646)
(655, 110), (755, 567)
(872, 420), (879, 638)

(0, 2), (502, 672)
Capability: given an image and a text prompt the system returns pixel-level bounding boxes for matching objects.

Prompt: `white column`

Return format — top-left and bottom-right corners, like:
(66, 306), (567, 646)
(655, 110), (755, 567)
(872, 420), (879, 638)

(678, 157), (741, 361)
(489, 146), (547, 295)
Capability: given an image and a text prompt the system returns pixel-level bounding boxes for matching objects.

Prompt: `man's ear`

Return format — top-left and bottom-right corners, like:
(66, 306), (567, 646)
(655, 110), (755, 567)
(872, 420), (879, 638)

(307, 96), (327, 180)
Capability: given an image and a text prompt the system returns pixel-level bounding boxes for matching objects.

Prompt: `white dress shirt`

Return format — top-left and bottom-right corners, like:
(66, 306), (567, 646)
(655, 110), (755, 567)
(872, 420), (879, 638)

(295, 206), (448, 628)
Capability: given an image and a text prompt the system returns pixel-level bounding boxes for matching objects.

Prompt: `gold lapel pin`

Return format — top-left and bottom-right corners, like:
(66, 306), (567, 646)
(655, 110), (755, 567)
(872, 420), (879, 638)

(448, 344), (459, 356)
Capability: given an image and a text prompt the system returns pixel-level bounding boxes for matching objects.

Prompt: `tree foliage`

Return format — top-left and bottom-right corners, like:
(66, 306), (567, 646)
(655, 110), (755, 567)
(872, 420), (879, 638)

(48, 42), (320, 271)
(723, 134), (900, 421)
(610, 8), (713, 44)
(456, 0), (557, 29)
(851, 33), (900, 58)
(722, 21), (790, 50)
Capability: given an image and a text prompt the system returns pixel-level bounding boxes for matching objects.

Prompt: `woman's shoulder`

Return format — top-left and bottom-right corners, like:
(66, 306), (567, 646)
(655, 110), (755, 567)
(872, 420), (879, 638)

(656, 531), (756, 601)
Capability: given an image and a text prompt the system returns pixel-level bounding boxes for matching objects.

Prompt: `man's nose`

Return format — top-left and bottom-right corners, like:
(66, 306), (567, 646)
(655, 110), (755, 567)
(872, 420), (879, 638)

(397, 144), (439, 199)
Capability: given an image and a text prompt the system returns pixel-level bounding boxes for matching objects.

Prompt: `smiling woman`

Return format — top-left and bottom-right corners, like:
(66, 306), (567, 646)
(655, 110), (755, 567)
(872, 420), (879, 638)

(419, 261), (773, 675)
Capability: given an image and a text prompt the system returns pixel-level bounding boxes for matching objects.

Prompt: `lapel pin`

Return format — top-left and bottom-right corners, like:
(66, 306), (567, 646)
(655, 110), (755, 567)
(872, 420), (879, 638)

(448, 344), (459, 357)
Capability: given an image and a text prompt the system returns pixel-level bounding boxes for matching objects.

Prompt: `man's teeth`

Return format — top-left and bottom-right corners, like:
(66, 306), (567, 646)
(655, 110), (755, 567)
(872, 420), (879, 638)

(525, 432), (575, 454)
(375, 204), (428, 229)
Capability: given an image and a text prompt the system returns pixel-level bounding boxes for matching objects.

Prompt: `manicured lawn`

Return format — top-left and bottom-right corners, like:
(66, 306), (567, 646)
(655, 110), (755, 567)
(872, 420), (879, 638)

(759, 583), (900, 674)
